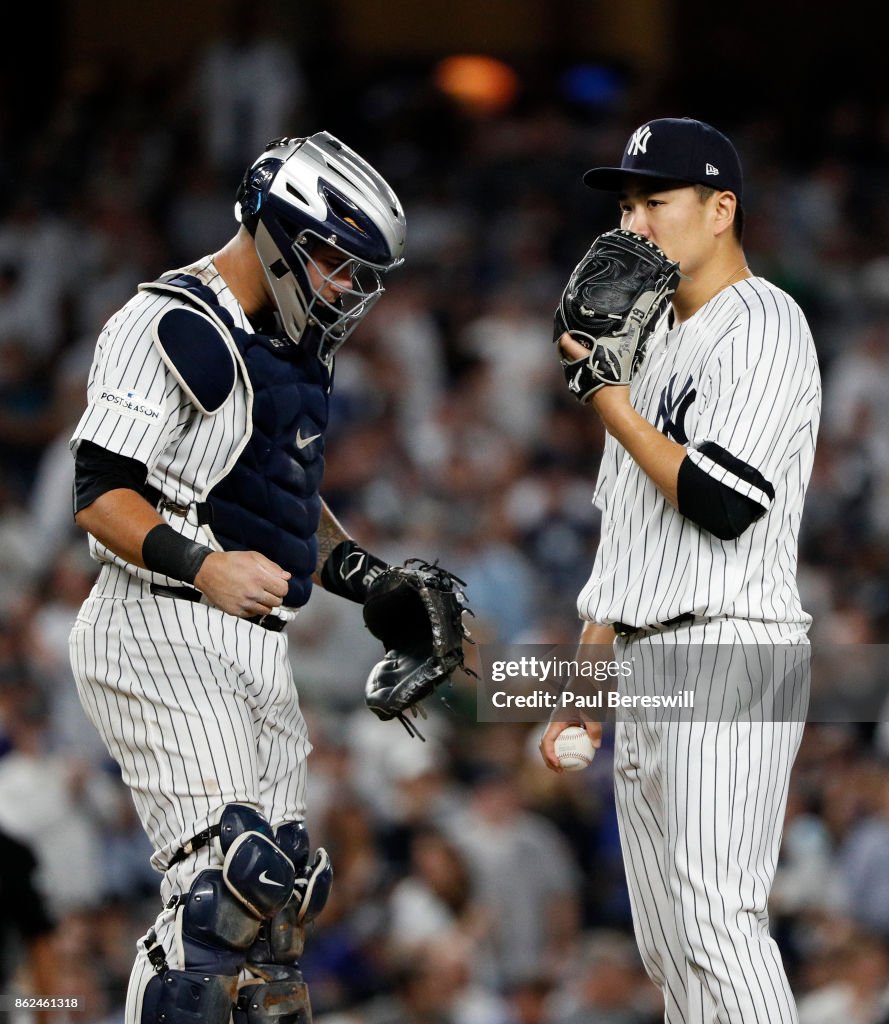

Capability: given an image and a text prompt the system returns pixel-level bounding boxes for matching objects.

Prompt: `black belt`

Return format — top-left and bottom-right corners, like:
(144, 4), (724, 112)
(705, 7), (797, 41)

(612, 612), (696, 640)
(149, 584), (287, 632)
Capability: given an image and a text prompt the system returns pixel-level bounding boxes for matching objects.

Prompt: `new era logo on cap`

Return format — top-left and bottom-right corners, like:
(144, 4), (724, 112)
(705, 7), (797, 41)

(584, 117), (743, 201)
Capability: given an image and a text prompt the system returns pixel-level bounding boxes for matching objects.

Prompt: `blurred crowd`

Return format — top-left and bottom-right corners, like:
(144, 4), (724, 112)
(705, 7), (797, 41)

(1, 4), (889, 1022)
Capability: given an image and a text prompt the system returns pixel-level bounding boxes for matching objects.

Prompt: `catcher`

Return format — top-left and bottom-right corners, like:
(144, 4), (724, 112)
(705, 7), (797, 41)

(67, 132), (470, 1024)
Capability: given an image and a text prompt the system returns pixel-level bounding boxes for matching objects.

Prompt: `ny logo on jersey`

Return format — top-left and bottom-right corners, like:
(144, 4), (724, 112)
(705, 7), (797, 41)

(627, 124), (653, 156)
(655, 373), (696, 444)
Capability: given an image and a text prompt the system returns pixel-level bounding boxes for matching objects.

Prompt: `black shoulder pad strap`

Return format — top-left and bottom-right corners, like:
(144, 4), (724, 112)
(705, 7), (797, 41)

(152, 306), (237, 414)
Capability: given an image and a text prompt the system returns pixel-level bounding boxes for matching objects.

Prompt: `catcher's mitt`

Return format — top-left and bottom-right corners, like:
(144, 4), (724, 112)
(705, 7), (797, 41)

(363, 560), (473, 739)
(553, 229), (681, 403)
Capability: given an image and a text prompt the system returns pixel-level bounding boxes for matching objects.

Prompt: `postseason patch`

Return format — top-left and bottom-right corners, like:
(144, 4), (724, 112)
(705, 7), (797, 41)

(95, 386), (164, 424)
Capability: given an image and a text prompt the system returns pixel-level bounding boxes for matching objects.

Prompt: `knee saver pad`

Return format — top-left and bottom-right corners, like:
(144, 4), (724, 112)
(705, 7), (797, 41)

(217, 805), (296, 919)
(233, 969), (312, 1024)
(180, 869), (262, 975)
(141, 969), (238, 1024)
(276, 822), (333, 925)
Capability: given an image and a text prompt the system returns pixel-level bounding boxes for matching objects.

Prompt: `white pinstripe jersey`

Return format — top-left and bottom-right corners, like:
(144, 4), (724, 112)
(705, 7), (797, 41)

(68, 256), (303, 615)
(578, 276), (821, 629)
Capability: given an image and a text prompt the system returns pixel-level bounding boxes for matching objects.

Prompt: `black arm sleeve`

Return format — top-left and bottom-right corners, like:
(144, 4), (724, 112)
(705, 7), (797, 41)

(73, 439), (151, 515)
(677, 455), (768, 541)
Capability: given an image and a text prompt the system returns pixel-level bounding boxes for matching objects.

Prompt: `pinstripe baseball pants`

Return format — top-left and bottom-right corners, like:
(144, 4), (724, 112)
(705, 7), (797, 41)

(69, 566), (311, 1020)
(612, 619), (807, 1024)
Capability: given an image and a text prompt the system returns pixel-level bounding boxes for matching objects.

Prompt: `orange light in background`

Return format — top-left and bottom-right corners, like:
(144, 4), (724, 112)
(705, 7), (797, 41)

(434, 54), (519, 116)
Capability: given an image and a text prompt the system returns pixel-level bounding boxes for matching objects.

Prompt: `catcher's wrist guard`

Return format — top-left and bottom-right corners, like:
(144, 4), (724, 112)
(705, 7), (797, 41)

(320, 539), (389, 604)
(362, 559), (475, 739)
(554, 229), (680, 403)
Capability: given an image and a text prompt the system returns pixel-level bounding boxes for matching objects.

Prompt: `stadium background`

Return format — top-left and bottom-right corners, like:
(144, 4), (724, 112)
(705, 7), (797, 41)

(1, 1), (889, 1021)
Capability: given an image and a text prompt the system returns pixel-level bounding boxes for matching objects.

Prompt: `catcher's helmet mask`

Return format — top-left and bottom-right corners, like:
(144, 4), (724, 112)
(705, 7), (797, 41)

(236, 133), (406, 363)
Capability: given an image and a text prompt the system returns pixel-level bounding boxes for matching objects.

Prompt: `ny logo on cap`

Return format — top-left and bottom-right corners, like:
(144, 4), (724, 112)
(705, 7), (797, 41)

(627, 124), (653, 157)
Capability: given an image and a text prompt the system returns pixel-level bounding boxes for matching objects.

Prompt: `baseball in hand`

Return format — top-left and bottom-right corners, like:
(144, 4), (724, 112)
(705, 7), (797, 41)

(554, 725), (596, 771)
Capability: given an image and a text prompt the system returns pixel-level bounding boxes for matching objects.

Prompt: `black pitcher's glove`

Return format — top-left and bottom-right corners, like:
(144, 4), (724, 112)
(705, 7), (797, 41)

(363, 560), (473, 739)
(554, 229), (681, 403)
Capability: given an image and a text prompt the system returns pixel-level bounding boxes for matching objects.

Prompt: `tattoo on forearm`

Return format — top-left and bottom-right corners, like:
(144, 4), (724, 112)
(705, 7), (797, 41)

(315, 503), (350, 573)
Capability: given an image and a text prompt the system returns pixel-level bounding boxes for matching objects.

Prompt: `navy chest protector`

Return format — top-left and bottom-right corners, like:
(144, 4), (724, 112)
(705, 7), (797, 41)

(146, 274), (330, 608)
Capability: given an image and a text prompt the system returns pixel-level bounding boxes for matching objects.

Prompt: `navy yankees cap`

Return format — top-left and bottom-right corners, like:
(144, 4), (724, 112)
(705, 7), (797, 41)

(583, 117), (743, 201)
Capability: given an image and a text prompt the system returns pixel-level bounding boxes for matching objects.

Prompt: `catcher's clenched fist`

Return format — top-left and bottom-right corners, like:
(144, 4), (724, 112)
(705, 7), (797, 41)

(554, 229), (680, 403)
